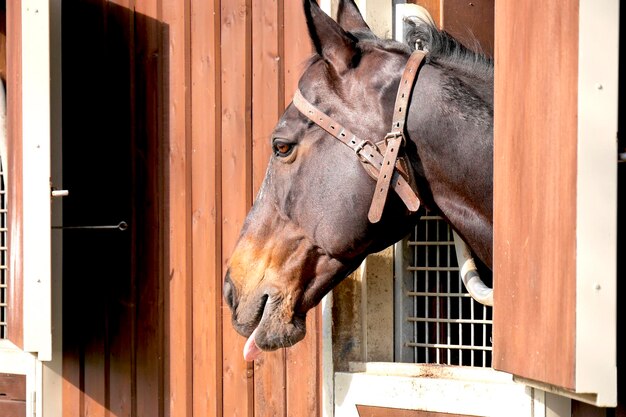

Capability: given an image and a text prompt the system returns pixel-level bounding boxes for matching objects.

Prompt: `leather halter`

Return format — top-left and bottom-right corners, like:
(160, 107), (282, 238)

(292, 50), (426, 223)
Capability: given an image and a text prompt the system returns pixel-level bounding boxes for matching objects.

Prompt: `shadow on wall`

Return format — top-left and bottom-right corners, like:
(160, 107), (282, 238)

(61, 2), (169, 415)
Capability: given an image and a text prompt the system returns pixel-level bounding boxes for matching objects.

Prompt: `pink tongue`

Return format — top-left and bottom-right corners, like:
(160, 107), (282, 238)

(243, 327), (263, 362)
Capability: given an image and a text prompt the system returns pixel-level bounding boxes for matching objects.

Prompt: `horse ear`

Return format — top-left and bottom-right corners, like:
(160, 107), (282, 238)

(336, 0), (371, 33)
(303, 0), (359, 74)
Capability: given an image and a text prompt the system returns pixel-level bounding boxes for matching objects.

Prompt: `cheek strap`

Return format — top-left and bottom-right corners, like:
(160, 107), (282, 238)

(291, 50), (427, 222)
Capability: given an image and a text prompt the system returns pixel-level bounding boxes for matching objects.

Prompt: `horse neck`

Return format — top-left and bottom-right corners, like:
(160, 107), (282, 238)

(405, 61), (494, 268)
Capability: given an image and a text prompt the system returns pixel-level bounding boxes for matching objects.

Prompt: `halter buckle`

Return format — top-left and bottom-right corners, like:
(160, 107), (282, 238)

(354, 139), (378, 162)
(384, 131), (406, 147)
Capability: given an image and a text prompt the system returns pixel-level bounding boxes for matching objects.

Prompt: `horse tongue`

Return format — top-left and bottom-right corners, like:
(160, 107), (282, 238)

(243, 327), (262, 362)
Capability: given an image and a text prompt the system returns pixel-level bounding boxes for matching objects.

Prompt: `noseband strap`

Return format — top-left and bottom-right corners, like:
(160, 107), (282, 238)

(292, 50), (426, 223)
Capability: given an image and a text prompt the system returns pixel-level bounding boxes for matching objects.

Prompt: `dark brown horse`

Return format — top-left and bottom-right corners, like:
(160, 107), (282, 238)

(224, 0), (493, 361)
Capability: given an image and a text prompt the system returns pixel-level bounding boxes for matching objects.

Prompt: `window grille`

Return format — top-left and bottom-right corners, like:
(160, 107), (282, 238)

(1, 157), (7, 339)
(395, 213), (493, 367)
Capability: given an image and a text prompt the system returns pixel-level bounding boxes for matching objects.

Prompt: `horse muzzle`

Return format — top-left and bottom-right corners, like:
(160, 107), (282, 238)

(223, 270), (308, 360)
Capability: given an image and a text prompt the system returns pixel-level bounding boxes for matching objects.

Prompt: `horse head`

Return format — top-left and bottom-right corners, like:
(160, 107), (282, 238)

(224, 0), (494, 361)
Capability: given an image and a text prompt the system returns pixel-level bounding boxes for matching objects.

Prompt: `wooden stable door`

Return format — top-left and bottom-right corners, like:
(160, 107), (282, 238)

(493, 0), (618, 407)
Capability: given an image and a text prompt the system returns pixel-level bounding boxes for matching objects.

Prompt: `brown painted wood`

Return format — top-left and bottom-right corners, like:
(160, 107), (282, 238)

(220, 0), (254, 416)
(60, 2), (168, 416)
(251, 1), (288, 416)
(286, 310), (321, 417)
(493, 1), (578, 390)
(0, 400), (26, 417)
(53, 1), (324, 416)
(190, 0), (223, 416)
(62, 2), (138, 416)
(357, 405), (475, 417)
(441, 0), (494, 57)
(6, 0), (23, 351)
(283, 0), (311, 101)
(0, 373), (25, 401)
(104, 3), (134, 416)
(252, 0), (282, 195)
(0, 375), (25, 417)
(282, 3), (321, 417)
(161, 0), (194, 415)
(60, 2), (97, 415)
(62, 0), (110, 413)
(133, 2), (166, 416)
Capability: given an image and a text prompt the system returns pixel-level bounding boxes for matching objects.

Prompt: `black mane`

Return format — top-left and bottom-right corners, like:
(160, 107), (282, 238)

(404, 17), (493, 78)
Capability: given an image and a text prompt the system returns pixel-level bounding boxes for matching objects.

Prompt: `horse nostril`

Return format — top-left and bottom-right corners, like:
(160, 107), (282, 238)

(223, 273), (238, 310)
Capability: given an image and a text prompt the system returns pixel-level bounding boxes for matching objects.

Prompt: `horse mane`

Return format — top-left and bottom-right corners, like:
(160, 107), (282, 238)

(404, 17), (493, 78)
(301, 17), (493, 85)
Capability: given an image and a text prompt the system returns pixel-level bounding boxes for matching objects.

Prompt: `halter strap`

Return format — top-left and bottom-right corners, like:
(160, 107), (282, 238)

(292, 50), (426, 222)
(369, 50), (426, 222)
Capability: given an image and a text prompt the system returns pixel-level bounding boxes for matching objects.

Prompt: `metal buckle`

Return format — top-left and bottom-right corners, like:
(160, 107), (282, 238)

(354, 139), (378, 162)
(384, 131), (405, 147)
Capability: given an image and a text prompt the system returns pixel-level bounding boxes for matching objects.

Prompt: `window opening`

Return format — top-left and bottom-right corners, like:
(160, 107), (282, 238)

(396, 212), (493, 367)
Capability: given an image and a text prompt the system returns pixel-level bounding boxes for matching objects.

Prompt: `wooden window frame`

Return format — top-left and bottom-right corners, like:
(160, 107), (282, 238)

(5, 0), (52, 361)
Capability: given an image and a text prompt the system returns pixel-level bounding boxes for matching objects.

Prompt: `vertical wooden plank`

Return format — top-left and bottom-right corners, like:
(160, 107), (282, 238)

(221, 0), (253, 415)
(251, 0), (287, 416)
(134, 1), (166, 416)
(283, 1), (310, 101)
(251, 0), (282, 194)
(82, 0), (106, 404)
(493, 1), (578, 389)
(62, 347), (81, 417)
(59, 1), (167, 416)
(282, 3), (320, 417)
(103, 2), (135, 416)
(285, 310), (321, 417)
(61, 1), (110, 415)
(59, 0), (86, 412)
(58, 0), (78, 392)
(161, 0), (193, 415)
(190, 0), (222, 416)
(83, 336), (106, 417)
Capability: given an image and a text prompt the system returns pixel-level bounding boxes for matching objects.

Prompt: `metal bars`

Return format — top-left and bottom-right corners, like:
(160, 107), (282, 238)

(395, 213), (493, 367)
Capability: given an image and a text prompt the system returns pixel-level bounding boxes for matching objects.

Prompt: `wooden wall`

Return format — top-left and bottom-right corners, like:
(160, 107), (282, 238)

(59, 1), (319, 416)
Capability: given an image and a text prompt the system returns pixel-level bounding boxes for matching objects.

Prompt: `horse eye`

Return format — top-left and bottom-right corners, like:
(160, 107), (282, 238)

(272, 140), (295, 157)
